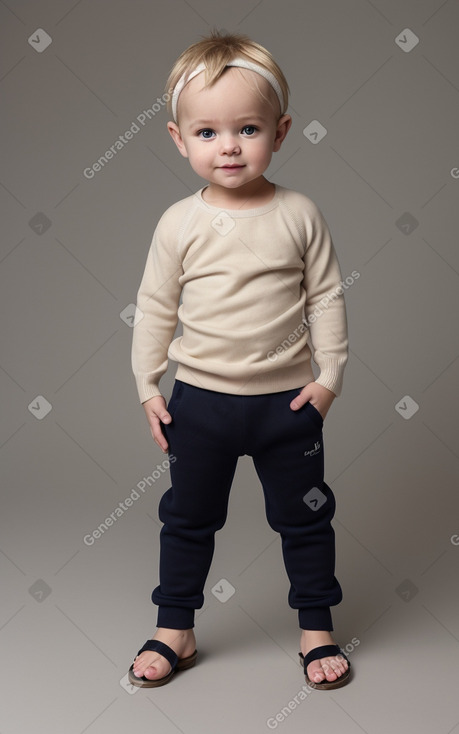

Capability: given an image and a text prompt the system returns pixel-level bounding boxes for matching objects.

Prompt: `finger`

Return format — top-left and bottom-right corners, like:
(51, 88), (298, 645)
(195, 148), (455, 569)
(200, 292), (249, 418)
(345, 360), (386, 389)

(152, 427), (169, 453)
(290, 391), (311, 411)
(150, 416), (169, 452)
(158, 409), (172, 425)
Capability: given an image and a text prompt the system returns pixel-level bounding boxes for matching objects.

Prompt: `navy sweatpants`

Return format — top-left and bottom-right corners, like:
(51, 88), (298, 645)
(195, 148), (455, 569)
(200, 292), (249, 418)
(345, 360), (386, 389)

(152, 380), (342, 631)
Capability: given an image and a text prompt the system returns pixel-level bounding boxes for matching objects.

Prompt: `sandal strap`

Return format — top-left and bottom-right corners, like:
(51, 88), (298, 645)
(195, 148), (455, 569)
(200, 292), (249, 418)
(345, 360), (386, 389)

(136, 640), (178, 670)
(302, 644), (349, 670)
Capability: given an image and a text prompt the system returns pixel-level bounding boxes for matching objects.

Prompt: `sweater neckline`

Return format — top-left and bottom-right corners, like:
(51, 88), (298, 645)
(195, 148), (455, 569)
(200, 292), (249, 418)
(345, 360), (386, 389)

(196, 185), (281, 217)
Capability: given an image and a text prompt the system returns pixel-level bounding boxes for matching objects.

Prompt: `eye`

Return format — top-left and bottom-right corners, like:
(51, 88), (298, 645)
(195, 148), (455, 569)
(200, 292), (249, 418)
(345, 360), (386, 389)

(198, 129), (215, 139)
(241, 125), (257, 136)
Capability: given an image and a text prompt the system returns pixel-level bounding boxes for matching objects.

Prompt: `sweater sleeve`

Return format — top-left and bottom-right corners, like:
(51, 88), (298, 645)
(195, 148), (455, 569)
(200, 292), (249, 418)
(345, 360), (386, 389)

(131, 210), (183, 403)
(302, 202), (349, 396)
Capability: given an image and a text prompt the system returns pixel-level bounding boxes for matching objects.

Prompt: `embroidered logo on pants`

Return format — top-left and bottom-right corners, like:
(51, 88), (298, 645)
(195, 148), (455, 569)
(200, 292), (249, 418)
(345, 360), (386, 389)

(304, 441), (321, 457)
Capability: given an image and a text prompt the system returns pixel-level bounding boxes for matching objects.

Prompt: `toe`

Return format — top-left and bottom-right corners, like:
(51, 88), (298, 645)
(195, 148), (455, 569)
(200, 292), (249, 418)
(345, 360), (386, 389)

(308, 656), (350, 684)
(142, 663), (169, 680)
(323, 656), (348, 681)
(133, 653), (155, 678)
(324, 661), (339, 681)
(334, 654), (349, 675)
(307, 660), (326, 684)
(133, 652), (171, 680)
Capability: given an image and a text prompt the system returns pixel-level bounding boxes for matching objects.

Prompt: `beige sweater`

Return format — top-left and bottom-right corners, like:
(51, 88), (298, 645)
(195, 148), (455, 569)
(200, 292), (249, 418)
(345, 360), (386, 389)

(131, 185), (348, 403)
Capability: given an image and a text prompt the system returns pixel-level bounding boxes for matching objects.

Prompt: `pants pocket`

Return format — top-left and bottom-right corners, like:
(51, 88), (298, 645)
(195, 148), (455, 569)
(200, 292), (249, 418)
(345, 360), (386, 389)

(304, 401), (324, 429)
(166, 380), (185, 420)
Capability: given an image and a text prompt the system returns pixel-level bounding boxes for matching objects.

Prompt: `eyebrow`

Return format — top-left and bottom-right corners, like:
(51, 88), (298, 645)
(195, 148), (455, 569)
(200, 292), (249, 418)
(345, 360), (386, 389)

(190, 115), (266, 125)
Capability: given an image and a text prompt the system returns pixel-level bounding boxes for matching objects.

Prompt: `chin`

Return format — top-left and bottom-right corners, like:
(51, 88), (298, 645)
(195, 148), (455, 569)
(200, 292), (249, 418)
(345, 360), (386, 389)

(225, 180), (247, 188)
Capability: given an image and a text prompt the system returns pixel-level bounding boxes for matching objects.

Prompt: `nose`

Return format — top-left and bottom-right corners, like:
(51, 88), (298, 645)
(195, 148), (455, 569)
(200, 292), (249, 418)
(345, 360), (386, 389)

(219, 135), (241, 155)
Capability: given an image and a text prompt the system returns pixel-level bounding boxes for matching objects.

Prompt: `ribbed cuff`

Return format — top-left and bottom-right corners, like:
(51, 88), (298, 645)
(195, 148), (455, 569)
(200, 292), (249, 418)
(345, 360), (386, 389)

(135, 377), (162, 404)
(156, 605), (195, 630)
(298, 607), (333, 631)
(315, 356), (347, 397)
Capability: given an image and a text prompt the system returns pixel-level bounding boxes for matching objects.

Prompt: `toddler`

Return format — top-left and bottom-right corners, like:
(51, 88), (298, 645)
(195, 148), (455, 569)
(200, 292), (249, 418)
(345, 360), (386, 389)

(128, 30), (351, 690)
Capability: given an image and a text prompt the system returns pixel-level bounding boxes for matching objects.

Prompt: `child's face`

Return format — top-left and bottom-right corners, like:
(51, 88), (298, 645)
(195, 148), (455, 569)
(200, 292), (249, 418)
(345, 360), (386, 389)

(167, 68), (291, 192)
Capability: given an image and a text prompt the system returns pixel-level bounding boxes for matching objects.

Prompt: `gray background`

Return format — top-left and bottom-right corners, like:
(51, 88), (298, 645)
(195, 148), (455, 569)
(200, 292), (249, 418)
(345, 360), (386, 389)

(1, 0), (459, 732)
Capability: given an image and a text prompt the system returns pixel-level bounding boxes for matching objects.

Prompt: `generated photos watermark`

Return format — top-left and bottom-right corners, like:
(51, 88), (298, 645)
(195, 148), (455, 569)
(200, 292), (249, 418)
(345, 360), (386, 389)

(83, 89), (173, 179)
(266, 637), (360, 728)
(83, 455), (175, 546)
(267, 270), (360, 363)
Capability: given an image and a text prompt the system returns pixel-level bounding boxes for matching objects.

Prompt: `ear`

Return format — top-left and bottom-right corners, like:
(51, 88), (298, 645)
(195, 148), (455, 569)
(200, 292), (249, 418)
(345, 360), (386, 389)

(167, 121), (189, 158)
(273, 114), (292, 152)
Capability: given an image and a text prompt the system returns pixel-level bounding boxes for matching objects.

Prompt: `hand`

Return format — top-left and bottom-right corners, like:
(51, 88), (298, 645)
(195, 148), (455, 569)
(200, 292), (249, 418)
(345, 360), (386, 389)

(142, 395), (172, 453)
(289, 382), (336, 420)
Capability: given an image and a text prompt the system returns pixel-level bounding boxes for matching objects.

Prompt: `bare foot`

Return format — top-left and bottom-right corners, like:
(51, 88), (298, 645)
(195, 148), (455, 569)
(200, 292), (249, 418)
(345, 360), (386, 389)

(301, 630), (349, 684)
(132, 628), (196, 681)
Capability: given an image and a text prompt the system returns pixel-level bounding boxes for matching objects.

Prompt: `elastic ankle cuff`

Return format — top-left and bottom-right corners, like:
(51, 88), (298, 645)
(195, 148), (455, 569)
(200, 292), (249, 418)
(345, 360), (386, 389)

(157, 606), (195, 630)
(299, 607), (333, 630)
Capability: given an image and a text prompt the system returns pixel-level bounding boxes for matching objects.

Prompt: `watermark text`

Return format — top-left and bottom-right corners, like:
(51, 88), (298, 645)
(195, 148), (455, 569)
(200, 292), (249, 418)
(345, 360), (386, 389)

(83, 455), (175, 546)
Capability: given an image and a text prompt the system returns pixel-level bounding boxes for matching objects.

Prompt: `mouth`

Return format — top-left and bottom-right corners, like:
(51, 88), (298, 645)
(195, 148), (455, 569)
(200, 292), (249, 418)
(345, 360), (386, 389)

(220, 164), (245, 171)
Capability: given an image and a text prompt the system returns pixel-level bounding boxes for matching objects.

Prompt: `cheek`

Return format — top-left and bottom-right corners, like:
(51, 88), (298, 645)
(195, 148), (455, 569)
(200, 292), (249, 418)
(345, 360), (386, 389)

(253, 140), (274, 164)
(189, 142), (211, 160)
(186, 144), (210, 169)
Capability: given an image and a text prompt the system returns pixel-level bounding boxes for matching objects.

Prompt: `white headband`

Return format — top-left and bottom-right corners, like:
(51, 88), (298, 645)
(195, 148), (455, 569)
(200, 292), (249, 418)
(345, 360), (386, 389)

(171, 57), (285, 122)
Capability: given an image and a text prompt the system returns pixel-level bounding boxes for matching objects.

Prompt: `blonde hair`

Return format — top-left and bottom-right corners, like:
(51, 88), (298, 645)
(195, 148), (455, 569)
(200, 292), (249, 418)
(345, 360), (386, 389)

(165, 30), (289, 120)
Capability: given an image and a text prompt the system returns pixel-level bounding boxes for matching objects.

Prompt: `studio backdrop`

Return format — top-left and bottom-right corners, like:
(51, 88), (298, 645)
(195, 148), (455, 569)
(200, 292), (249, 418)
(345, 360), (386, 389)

(1, 1), (458, 733)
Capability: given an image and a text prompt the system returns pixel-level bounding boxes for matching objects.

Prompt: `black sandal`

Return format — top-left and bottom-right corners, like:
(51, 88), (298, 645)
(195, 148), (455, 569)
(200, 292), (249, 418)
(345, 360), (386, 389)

(128, 639), (198, 688)
(299, 644), (351, 690)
